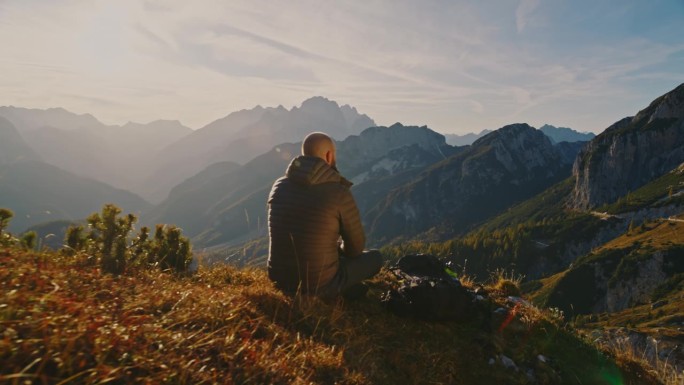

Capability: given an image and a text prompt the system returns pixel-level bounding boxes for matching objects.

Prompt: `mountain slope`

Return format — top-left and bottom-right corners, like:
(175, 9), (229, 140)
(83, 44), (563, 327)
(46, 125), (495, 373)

(0, 161), (150, 232)
(0, 116), (40, 165)
(365, 124), (572, 243)
(571, 83), (684, 209)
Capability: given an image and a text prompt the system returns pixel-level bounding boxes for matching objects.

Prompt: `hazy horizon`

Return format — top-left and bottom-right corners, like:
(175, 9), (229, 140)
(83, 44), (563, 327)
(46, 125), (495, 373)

(1, 1), (683, 134)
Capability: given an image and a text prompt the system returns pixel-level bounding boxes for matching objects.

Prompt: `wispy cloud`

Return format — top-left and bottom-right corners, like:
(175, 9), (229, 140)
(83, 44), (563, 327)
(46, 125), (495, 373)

(516, 0), (540, 32)
(0, 0), (682, 133)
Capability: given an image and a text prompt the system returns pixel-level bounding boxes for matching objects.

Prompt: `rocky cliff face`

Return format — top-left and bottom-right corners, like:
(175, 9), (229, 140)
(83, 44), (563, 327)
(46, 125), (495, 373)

(571, 83), (684, 209)
(365, 123), (569, 243)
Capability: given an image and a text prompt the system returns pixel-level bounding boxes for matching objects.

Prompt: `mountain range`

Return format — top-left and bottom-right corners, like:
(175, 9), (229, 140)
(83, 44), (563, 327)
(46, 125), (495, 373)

(0, 98), (375, 204)
(0, 97), (596, 243)
(141, 97), (375, 202)
(0, 116), (150, 232)
(0, 106), (191, 198)
(444, 125), (593, 147)
(147, 123), (458, 248)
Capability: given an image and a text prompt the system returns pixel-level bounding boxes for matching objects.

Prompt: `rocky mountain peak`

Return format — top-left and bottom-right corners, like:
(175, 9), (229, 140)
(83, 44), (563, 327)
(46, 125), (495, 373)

(473, 123), (558, 173)
(298, 96), (339, 114)
(336, 123), (448, 175)
(633, 83), (684, 125)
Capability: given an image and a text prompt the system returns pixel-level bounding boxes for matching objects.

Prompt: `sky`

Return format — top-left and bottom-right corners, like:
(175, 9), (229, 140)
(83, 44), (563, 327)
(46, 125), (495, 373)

(0, 0), (683, 135)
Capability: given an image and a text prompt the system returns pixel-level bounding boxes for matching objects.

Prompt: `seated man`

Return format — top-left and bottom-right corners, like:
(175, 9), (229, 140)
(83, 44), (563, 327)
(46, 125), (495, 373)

(267, 132), (382, 298)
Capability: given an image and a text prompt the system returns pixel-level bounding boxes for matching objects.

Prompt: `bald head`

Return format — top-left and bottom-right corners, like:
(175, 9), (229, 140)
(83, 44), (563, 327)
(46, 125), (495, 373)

(302, 132), (336, 167)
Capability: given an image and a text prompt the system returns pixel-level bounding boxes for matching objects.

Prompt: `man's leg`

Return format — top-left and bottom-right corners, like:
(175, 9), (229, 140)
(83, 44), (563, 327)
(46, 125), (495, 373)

(336, 250), (383, 299)
(318, 250), (383, 299)
(340, 250), (383, 288)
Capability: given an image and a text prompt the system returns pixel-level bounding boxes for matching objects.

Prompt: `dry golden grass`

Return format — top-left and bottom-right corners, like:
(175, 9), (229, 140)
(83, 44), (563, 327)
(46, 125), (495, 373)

(0, 247), (663, 385)
(597, 220), (684, 252)
(489, 269), (524, 298)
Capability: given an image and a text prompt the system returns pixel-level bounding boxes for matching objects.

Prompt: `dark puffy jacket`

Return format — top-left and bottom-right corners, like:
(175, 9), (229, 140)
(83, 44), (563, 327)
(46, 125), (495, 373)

(267, 156), (365, 293)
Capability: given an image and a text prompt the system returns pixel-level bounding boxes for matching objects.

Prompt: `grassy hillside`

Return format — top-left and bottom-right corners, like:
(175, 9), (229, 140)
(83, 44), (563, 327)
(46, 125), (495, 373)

(529, 219), (684, 315)
(0, 246), (661, 385)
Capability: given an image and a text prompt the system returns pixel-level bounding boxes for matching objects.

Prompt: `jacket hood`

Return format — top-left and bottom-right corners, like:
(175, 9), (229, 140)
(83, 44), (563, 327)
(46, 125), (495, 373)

(285, 156), (352, 187)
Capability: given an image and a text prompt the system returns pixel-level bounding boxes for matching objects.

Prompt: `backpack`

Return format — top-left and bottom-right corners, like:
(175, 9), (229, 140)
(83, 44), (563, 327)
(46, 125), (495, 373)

(381, 254), (480, 322)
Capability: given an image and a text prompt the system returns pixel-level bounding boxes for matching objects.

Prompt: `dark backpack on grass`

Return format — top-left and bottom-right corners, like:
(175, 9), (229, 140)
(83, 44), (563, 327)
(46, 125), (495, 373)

(381, 254), (475, 321)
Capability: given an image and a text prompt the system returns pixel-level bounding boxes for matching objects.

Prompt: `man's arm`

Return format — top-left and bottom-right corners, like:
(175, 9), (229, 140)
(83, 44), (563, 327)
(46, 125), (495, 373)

(338, 188), (365, 258)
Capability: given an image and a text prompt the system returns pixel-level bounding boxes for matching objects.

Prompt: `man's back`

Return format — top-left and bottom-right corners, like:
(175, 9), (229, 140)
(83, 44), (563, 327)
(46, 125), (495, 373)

(267, 155), (364, 293)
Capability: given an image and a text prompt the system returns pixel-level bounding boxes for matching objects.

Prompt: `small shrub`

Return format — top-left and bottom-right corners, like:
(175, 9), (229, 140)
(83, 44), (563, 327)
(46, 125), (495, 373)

(0, 208), (14, 246)
(63, 204), (192, 275)
(0, 208), (12, 234)
(64, 225), (87, 253)
(148, 224), (193, 273)
(20, 231), (37, 250)
(490, 269), (523, 297)
(86, 204), (136, 274)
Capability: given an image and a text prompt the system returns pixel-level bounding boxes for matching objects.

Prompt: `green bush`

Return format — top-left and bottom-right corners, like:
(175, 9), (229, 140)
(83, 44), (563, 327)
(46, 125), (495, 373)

(64, 204), (192, 275)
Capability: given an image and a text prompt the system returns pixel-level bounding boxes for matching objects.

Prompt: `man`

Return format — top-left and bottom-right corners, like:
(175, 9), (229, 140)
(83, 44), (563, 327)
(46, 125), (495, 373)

(267, 132), (382, 299)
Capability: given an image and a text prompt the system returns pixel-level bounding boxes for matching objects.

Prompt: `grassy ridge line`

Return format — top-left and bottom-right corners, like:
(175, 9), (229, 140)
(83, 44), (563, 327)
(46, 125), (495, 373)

(0, 248), (659, 384)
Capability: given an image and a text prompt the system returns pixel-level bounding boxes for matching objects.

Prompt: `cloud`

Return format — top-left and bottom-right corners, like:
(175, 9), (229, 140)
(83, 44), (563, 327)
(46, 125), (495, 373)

(0, 0), (682, 133)
(516, 0), (540, 32)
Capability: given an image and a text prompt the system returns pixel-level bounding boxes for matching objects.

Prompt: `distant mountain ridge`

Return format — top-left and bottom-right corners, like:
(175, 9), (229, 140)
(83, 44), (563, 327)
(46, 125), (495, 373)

(0, 117), (150, 232)
(0, 97), (375, 203)
(0, 106), (102, 132)
(0, 106), (193, 196)
(142, 97), (375, 202)
(443, 130), (492, 146)
(444, 125), (593, 147)
(539, 124), (595, 143)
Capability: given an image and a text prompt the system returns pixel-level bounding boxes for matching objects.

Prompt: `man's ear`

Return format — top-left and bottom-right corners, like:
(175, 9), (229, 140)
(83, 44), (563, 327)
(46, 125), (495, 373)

(325, 150), (333, 165)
